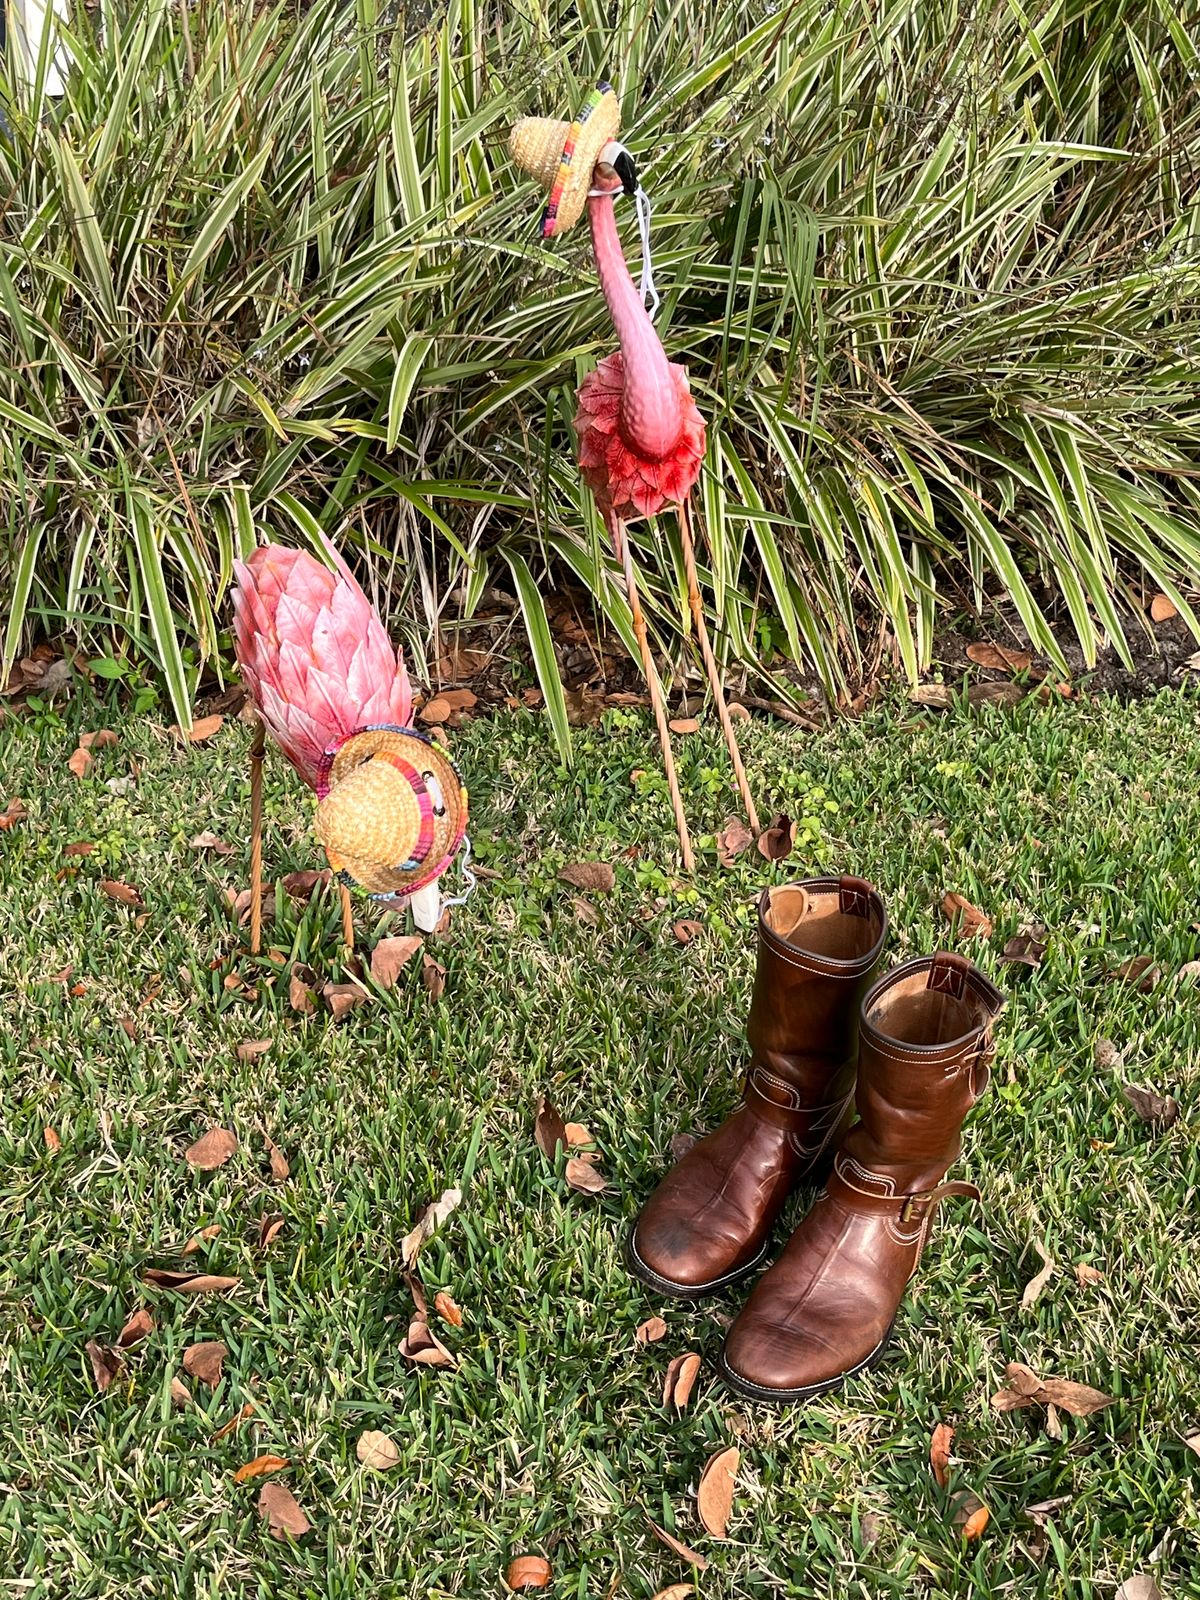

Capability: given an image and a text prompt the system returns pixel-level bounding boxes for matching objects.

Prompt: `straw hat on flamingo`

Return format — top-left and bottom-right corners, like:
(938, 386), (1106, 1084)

(509, 82), (622, 237)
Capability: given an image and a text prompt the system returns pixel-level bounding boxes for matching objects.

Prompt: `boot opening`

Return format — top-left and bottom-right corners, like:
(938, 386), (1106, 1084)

(866, 969), (992, 1047)
(764, 883), (883, 962)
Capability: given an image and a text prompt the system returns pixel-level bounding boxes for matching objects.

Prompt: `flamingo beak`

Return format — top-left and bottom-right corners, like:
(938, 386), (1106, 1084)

(596, 140), (638, 196)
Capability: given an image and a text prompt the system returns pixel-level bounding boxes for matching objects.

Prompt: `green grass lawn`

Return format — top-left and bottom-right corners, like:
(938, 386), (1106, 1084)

(3, 684), (1198, 1599)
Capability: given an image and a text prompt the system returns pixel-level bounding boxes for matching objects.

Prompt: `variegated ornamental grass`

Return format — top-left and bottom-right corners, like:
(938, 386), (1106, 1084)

(2, 0), (1199, 743)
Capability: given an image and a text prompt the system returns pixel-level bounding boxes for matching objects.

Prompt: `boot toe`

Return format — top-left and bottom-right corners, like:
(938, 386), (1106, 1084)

(720, 1313), (858, 1399)
(629, 1200), (767, 1295)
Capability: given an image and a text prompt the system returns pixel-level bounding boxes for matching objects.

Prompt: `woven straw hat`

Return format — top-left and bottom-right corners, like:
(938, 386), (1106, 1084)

(509, 82), (621, 237)
(314, 725), (468, 898)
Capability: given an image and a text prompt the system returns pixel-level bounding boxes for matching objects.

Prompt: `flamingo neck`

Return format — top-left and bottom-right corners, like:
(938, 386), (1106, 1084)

(587, 189), (683, 462)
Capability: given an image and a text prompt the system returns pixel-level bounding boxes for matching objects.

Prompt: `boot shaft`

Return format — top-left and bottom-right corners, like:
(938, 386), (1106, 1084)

(842, 952), (1005, 1188)
(745, 877), (887, 1119)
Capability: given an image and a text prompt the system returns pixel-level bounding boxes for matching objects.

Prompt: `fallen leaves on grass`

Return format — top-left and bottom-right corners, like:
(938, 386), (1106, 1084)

(951, 1491), (990, 1541)
(651, 1588), (694, 1600)
(1023, 1494), (1072, 1525)
(0, 796), (28, 828)
(400, 1188), (462, 1269)
(647, 1519), (708, 1571)
(44, 1126), (61, 1153)
(68, 746), (93, 779)
(1094, 1038), (1124, 1070)
(1149, 594), (1178, 623)
(288, 966), (317, 1016)
(236, 1039), (271, 1063)
(434, 1290), (463, 1327)
(400, 1314), (457, 1368)
(142, 1268), (241, 1294)
(190, 831), (232, 855)
(559, 861), (615, 893)
(1185, 1431), (1200, 1460)
(1075, 1262), (1105, 1286)
(756, 813), (796, 862)
(258, 1214), (285, 1250)
(264, 1133), (290, 1182)
(322, 980), (371, 1021)
(86, 1340), (125, 1393)
(966, 642), (1033, 672)
(258, 1481), (310, 1539)
(565, 1122), (593, 1147)
(357, 1430), (400, 1470)
(117, 1308), (154, 1348)
(991, 1361), (1115, 1416)
(534, 1096), (567, 1160)
(942, 892), (993, 940)
(716, 815), (754, 866)
(930, 1422), (954, 1487)
(697, 1446), (740, 1538)
(211, 1401), (256, 1440)
(234, 1454), (290, 1483)
(1116, 1578), (1162, 1600)
(1020, 1240), (1055, 1310)
(565, 1156), (607, 1195)
(183, 1224), (222, 1256)
(1121, 1082), (1180, 1128)
(422, 953), (446, 1000)
(670, 1132), (697, 1161)
(99, 878), (143, 907)
(672, 920), (703, 945)
(419, 696), (453, 725)
(282, 869), (330, 901)
(183, 1341), (227, 1387)
(185, 1128), (238, 1171)
(636, 1316), (668, 1345)
(662, 1351), (702, 1411)
(371, 935), (423, 988)
(1001, 931), (1047, 968)
(173, 713), (225, 743)
(506, 1555), (552, 1591)
(669, 717), (700, 734)
(1110, 955), (1161, 992)
(170, 1377), (193, 1408)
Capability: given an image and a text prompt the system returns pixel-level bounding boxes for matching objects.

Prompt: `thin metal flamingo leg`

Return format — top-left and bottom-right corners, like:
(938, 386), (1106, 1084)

(678, 497), (760, 836)
(609, 513), (695, 873)
(249, 719), (266, 956)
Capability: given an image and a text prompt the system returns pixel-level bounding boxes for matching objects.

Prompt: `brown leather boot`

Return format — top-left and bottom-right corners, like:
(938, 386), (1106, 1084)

(627, 876), (887, 1298)
(718, 951), (1004, 1401)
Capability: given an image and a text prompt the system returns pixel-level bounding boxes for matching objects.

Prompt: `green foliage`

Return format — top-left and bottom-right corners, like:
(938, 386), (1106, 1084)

(2, 0), (1199, 729)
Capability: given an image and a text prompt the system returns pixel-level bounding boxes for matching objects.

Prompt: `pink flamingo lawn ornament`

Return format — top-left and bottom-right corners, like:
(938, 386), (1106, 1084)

(510, 84), (759, 871)
(231, 539), (470, 955)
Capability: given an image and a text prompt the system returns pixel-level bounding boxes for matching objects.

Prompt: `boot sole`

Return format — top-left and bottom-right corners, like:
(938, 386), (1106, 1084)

(715, 1320), (895, 1404)
(624, 1225), (772, 1301)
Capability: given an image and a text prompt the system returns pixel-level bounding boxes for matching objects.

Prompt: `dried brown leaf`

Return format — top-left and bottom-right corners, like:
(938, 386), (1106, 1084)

(258, 1214), (285, 1249)
(756, 813), (796, 862)
(400, 1187), (462, 1269)
(911, 683), (955, 708)
(100, 878), (142, 907)
(506, 1555), (552, 1591)
(534, 1096), (567, 1160)
(669, 717), (700, 734)
(434, 1290), (464, 1327)
(1122, 1082), (1180, 1127)
(282, 869), (330, 901)
(1149, 594), (1178, 623)
(968, 680), (1025, 707)
(178, 713), (225, 743)
(1184, 1431), (1200, 1460)
(565, 1156), (607, 1194)
(569, 895), (599, 925)
(0, 796), (29, 828)
(210, 1401), (255, 1440)
(564, 1122), (593, 1147)
(142, 1268), (240, 1294)
(44, 1126), (61, 1152)
(930, 1421), (954, 1488)
(1037, 1378), (1117, 1416)
(697, 1445), (740, 1538)
(356, 1430), (400, 1470)
(662, 1351), (702, 1410)
(68, 746), (93, 779)
(670, 1132), (698, 1161)
(236, 1039), (272, 1064)
(421, 953), (446, 1001)
(183, 1340), (227, 1387)
(559, 861), (615, 893)
(190, 831), (232, 854)
(170, 1376), (193, 1408)
(1020, 1240), (1055, 1310)
(234, 1454), (290, 1483)
(258, 1481), (310, 1539)
(117, 1308), (154, 1348)
(716, 815), (754, 866)
(1094, 1038), (1124, 1070)
(672, 920), (704, 945)
(288, 973), (316, 1016)
(1110, 954), (1161, 992)
(1001, 932), (1047, 968)
(185, 1127), (238, 1171)
(419, 696), (453, 725)
(951, 1491), (990, 1541)
(647, 1519), (708, 1571)
(1115, 1578), (1162, 1600)
(1074, 1262), (1105, 1287)
(400, 1316), (457, 1367)
(371, 935), (424, 988)
(966, 642), (1033, 672)
(1024, 1494), (1072, 1525)
(636, 1316), (668, 1345)
(942, 892), (993, 940)
(322, 981), (371, 1020)
(182, 1224), (222, 1256)
(86, 1340), (124, 1393)
(62, 840), (94, 856)
(651, 1588), (695, 1600)
(263, 1132), (290, 1182)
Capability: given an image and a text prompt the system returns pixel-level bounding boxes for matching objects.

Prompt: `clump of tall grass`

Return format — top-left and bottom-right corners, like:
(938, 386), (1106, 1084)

(2, 0), (1198, 745)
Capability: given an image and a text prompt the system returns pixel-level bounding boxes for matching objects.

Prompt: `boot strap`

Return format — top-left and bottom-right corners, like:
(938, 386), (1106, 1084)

(827, 1159), (980, 1221)
(742, 1067), (851, 1135)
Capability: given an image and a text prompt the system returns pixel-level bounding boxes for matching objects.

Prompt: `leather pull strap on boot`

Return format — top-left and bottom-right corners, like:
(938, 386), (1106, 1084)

(627, 877), (887, 1298)
(719, 951), (1004, 1401)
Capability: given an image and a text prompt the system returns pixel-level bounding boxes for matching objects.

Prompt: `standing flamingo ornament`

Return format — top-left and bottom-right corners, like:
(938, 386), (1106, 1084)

(509, 83), (759, 870)
(231, 539), (471, 955)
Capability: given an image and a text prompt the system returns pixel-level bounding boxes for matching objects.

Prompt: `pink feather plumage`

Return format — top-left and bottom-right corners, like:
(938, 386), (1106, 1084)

(231, 544), (412, 787)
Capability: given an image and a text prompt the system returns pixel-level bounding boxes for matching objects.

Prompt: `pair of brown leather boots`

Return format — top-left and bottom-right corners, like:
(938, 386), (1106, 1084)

(628, 876), (1005, 1403)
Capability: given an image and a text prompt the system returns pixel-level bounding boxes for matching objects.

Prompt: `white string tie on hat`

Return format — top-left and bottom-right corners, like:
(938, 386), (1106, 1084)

(589, 142), (660, 321)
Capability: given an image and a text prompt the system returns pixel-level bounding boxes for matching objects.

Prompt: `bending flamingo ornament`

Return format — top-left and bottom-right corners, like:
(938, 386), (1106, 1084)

(510, 85), (759, 870)
(231, 539), (470, 953)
